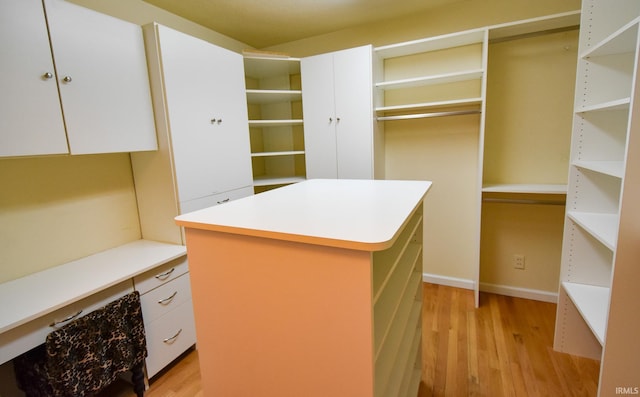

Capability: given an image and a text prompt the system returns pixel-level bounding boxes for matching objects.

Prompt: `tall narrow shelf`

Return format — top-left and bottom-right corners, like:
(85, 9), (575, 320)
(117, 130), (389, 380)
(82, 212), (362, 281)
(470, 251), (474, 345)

(478, 12), (580, 304)
(244, 55), (306, 192)
(554, 1), (640, 393)
(374, 27), (488, 309)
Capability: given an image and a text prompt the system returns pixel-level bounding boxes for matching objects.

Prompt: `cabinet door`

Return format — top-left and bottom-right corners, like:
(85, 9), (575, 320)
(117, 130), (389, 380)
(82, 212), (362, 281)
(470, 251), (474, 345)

(301, 53), (338, 179)
(155, 25), (253, 204)
(0, 0), (68, 157)
(334, 46), (374, 179)
(43, 0), (156, 154)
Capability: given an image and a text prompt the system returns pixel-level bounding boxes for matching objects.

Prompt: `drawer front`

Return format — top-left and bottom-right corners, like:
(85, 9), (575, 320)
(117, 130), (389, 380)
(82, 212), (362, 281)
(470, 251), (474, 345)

(144, 299), (196, 377)
(140, 273), (192, 323)
(0, 280), (133, 365)
(134, 255), (188, 295)
(179, 185), (253, 214)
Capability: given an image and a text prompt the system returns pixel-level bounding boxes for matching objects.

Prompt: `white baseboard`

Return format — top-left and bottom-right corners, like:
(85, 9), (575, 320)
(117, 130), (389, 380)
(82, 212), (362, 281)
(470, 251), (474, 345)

(422, 273), (558, 303)
(422, 273), (474, 290)
(480, 282), (558, 303)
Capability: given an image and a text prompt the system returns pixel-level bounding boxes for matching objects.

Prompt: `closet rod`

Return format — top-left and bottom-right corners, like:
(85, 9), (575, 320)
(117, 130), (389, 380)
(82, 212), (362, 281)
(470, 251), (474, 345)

(377, 109), (480, 121)
(482, 197), (566, 206)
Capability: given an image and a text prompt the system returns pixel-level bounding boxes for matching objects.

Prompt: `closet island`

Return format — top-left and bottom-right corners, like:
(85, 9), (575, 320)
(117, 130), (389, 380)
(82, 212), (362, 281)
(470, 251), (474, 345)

(175, 179), (431, 397)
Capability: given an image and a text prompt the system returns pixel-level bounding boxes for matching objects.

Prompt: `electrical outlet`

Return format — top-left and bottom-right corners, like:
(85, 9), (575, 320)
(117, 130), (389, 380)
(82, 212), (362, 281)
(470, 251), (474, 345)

(513, 254), (525, 270)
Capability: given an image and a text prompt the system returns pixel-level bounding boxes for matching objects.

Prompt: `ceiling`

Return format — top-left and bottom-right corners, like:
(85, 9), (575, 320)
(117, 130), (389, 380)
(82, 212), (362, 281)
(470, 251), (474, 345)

(143, 0), (466, 48)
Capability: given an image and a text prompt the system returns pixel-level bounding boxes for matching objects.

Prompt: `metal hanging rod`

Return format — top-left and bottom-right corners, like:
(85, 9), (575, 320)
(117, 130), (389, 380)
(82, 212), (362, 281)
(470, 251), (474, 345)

(377, 109), (481, 122)
(482, 197), (566, 206)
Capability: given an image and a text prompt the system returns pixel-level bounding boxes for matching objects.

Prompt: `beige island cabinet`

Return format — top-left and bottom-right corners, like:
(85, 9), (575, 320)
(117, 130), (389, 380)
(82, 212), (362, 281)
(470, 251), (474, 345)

(175, 179), (432, 397)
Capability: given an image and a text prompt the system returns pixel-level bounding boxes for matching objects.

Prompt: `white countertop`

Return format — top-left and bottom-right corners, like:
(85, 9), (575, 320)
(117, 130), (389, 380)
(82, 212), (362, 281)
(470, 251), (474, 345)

(175, 179), (432, 251)
(0, 239), (186, 334)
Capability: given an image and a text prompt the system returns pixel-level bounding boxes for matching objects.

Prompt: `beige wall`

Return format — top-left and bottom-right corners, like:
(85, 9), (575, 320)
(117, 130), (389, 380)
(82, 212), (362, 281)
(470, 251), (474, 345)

(0, 154), (140, 283)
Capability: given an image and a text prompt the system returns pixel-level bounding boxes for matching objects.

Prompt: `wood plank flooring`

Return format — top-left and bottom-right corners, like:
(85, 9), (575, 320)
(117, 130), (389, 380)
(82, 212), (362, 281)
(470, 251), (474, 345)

(418, 283), (600, 397)
(101, 283), (600, 397)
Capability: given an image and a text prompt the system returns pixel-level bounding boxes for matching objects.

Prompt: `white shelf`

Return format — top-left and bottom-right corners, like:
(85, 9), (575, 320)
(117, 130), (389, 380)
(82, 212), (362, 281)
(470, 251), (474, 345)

(567, 211), (619, 251)
(248, 119), (304, 127)
(562, 282), (610, 345)
(246, 89), (302, 104)
(251, 150), (304, 157)
(376, 97), (482, 114)
(482, 183), (568, 194)
(573, 160), (625, 178)
(583, 18), (640, 58)
(376, 69), (483, 91)
(243, 56), (300, 79)
(252, 175), (305, 187)
(375, 28), (486, 59)
(576, 97), (631, 113)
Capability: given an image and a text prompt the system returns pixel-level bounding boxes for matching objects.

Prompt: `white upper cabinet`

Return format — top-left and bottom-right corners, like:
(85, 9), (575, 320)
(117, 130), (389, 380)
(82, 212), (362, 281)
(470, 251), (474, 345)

(0, 0), (68, 157)
(44, 0), (156, 155)
(0, 0), (157, 157)
(302, 45), (378, 179)
(142, 23), (253, 207)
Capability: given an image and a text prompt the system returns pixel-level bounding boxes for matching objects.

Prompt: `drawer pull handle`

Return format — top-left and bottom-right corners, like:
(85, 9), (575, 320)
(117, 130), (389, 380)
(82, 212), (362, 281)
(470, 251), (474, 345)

(50, 310), (83, 327)
(155, 267), (175, 280)
(217, 198), (230, 204)
(158, 291), (178, 305)
(163, 328), (183, 344)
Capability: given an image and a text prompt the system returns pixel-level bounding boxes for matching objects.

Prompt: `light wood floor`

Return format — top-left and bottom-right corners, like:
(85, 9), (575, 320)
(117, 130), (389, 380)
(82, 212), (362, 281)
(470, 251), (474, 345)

(100, 283), (600, 397)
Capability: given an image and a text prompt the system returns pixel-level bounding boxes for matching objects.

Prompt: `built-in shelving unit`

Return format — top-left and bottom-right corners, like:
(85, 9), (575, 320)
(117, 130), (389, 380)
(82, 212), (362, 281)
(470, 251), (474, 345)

(374, 28), (487, 122)
(244, 55), (306, 192)
(374, 27), (489, 308)
(477, 12), (581, 304)
(554, 2), (640, 393)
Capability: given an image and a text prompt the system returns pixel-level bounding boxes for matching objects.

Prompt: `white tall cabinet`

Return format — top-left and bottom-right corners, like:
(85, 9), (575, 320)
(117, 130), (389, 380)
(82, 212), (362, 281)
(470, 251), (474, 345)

(0, 0), (156, 157)
(553, 1), (640, 394)
(133, 23), (254, 245)
(301, 45), (383, 179)
(131, 24), (254, 375)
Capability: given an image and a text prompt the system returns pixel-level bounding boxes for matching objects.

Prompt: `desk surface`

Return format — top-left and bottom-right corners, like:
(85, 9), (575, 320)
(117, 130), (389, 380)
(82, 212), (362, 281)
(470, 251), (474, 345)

(175, 179), (432, 251)
(0, 239), (186, 334)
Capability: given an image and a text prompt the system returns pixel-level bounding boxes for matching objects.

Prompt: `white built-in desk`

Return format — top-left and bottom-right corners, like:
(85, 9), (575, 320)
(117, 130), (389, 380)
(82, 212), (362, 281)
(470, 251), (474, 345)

(175, 179), (432, 397)
(0, 239), (186, 365)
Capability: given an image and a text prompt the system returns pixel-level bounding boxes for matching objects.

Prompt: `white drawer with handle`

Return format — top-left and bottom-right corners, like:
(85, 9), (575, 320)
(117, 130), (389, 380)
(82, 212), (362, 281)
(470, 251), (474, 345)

(140, 273), (192, 323)
(144, 298), (196, 377)
(133, 255), (188, 295)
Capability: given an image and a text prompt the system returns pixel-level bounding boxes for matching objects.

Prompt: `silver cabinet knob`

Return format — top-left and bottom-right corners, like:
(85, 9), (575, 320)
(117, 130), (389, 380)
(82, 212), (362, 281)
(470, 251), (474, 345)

(62, 76), (72, 83)
(42, 72), (53, 80)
